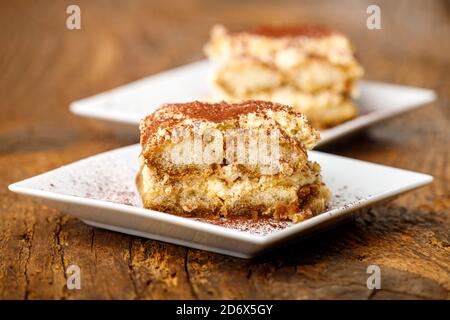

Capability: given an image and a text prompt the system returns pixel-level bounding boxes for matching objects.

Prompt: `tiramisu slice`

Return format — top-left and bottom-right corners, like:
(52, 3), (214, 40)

(204, 25), (364, 129)
(137, 100), (330, 223)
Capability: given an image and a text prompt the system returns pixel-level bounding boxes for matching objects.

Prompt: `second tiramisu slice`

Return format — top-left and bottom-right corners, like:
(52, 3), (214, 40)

(204, 25), (364, 129)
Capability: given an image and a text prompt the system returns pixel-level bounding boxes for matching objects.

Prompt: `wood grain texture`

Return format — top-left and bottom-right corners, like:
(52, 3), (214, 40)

(0, 0), (448, 299)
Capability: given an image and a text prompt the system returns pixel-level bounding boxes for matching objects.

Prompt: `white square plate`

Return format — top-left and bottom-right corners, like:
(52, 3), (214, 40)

(70, 60), (436, 146)
(9, 145), (432, 258)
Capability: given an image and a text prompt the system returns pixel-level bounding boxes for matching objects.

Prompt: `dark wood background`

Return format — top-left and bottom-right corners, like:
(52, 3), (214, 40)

(0, 0), (448, 299)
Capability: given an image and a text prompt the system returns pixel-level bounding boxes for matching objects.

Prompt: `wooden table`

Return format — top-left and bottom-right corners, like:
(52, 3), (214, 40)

(1, 0), (448, 299)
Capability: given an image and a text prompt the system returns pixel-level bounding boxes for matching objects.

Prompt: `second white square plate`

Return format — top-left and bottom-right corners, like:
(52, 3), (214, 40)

(70, 60), (436, 146)
(9, 145), (432, 258)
